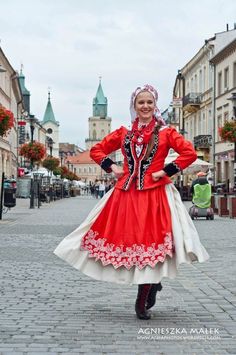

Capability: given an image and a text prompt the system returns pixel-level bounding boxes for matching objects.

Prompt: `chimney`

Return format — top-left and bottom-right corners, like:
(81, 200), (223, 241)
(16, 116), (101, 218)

(226, 23), (229, 31)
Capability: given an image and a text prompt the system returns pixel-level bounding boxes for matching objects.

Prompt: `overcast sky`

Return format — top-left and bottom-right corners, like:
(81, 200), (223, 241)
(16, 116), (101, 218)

(1, 0), (236, 148)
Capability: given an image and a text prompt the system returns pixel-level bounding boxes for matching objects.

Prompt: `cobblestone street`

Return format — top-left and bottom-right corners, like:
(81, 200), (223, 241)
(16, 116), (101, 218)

(0, 195), (236, 354)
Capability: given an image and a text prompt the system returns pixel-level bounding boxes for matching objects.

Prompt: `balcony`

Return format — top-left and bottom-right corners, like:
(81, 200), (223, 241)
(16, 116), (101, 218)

(183, 93), (201, 113)
(194, 135), (212, 149)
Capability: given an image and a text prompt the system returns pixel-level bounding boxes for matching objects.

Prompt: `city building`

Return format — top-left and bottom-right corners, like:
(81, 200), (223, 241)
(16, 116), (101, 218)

(66, 80), (117, 183)
(210, 37), (236, 189)
(85, 78), (111, 150)
(173, 24), (236, 188)
(0, 47), (24, 180)
(59, 143), (84, 166)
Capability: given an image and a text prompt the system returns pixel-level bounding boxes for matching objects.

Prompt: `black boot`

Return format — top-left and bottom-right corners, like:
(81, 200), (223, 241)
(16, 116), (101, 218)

(135, 284), (152, 320)
(146, 283), (162, 310)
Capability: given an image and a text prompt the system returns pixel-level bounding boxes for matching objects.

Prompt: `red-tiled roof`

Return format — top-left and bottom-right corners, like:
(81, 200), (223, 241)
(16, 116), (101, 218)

(66, 150), (96, 164)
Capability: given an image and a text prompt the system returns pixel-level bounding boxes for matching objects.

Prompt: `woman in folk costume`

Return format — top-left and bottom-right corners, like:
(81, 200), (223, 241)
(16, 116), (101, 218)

(54, 84), (209, 320)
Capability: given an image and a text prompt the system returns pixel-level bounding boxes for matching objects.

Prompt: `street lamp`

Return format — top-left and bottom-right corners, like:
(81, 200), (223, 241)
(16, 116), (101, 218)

(59, 151), (63, 166)
(227, 92), (236, 193)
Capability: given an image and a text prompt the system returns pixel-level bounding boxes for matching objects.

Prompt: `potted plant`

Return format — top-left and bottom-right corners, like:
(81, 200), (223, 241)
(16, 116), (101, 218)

(218, 120), (236, 143)
(0, 105), (14, 137)
(19, 141), (46, 163)
(42, 156), (60, 173)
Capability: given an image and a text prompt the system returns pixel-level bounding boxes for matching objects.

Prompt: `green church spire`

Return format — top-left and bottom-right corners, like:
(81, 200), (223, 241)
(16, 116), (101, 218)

(18, 65), (30, 96)
(93, 77), (107, 117)
(42, 90), (57, 123)
(18, 65), (30, 113)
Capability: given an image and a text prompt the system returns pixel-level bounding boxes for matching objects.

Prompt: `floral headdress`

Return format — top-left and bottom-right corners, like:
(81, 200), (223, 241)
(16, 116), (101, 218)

(129, 84), (166, 125)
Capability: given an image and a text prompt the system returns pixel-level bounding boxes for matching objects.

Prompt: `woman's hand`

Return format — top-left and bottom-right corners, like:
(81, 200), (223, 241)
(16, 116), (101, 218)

(111, 164), (124, 179)
(152, 170), (166, 182)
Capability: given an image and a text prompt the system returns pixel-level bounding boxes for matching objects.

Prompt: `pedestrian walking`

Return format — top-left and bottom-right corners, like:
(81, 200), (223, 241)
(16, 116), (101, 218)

(98, 180), (105, 198)
(54, 84), (209, 320)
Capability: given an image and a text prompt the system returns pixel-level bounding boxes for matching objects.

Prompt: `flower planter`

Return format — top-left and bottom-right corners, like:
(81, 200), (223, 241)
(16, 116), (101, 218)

(0, 106), (14, 136)
(228, 196), (236, 218)
(218, 196), (229, 217)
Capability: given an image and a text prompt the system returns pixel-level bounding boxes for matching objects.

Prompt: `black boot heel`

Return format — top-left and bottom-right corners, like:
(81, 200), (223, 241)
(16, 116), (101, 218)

(135, 284), (152, 320)
(146, 283), (162, 310)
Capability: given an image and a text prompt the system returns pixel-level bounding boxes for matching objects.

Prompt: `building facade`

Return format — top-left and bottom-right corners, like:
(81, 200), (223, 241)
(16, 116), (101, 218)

(210, 38), (236, 189)
(172, 26), (236, 188)
(0, 47), (24, 181)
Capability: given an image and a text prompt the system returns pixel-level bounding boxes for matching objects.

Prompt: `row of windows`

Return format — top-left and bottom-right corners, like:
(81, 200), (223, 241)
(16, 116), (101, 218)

(217, 62), (236, 96)
(93, 123), (110, 127)
(186, 65), (211, 94)
(91, 129), (107, 139)
(78, 167), (97, 174)
(185, 111), (209, 141)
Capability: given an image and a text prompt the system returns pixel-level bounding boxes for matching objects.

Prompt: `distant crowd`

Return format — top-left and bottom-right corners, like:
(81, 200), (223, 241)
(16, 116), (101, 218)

(84, 179), (116, 199)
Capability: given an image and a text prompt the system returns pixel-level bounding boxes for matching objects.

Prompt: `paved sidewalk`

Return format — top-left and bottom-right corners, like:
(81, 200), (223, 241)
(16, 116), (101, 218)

(0, 196), (235, 354)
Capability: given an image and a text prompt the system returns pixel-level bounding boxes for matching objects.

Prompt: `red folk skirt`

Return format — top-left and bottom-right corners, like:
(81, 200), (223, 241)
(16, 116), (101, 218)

(80, 183), (174, 270)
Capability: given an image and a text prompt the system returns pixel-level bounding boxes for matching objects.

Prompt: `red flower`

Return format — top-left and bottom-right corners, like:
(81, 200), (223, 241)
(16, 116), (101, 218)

(19, 141), (46, 162)
(219, 121), (236, 143)
(0, 105), (14, 136)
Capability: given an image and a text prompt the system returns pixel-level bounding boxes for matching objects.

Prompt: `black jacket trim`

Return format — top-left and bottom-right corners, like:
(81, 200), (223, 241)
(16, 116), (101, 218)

(163, 162), (181, 177)
(100, 157), (115, 173)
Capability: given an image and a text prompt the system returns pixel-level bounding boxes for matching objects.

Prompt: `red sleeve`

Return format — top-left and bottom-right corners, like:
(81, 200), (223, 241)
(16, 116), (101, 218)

(90, 126), (124, 173)
(163, 127), (197, 177)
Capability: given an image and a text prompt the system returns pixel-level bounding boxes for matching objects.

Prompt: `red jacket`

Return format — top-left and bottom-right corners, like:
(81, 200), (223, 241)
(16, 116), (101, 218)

(90, 126), (197, 191)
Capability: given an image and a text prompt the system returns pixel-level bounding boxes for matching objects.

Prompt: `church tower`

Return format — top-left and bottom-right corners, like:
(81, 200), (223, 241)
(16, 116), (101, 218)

(41, 90), (60, 157)
(18, 67), (31, 114)
(85, 79), (111, 150)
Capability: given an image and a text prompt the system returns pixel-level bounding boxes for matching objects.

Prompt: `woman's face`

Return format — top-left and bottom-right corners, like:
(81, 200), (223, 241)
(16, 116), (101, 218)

(134, 91), (155, 123)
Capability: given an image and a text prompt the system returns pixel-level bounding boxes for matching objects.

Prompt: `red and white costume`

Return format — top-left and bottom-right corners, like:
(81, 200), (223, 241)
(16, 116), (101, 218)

(54, 121), (209, 285)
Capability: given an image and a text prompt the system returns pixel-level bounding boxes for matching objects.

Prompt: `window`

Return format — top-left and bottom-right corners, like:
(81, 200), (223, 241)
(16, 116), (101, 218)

(208, 110), (212, 133)
(191, 78), (194, 92)
(224, 67), (229, 90)
(198, 113), (201, 135)
(217, 115), (222, 141)
(233, 62), (236, 87)
(217, 162), (221, 183)
(185, 122), (189, 139)
(101, 129), (105, 139)
(93, 130), (97, 139)
(224, 111), (229, 123)
(186, 81), (189, 93)
(190, 121), (193, 141)
(209, 66), (213, 87)
(199, 70), (202, 92)
(47, 128), (53, 134)
(218, 72), (222, 95)
(194, 115), (197, 136)
(203, 66), (206, 92)
(194, 74), (197, 92)
(202, 113), (206, 134)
